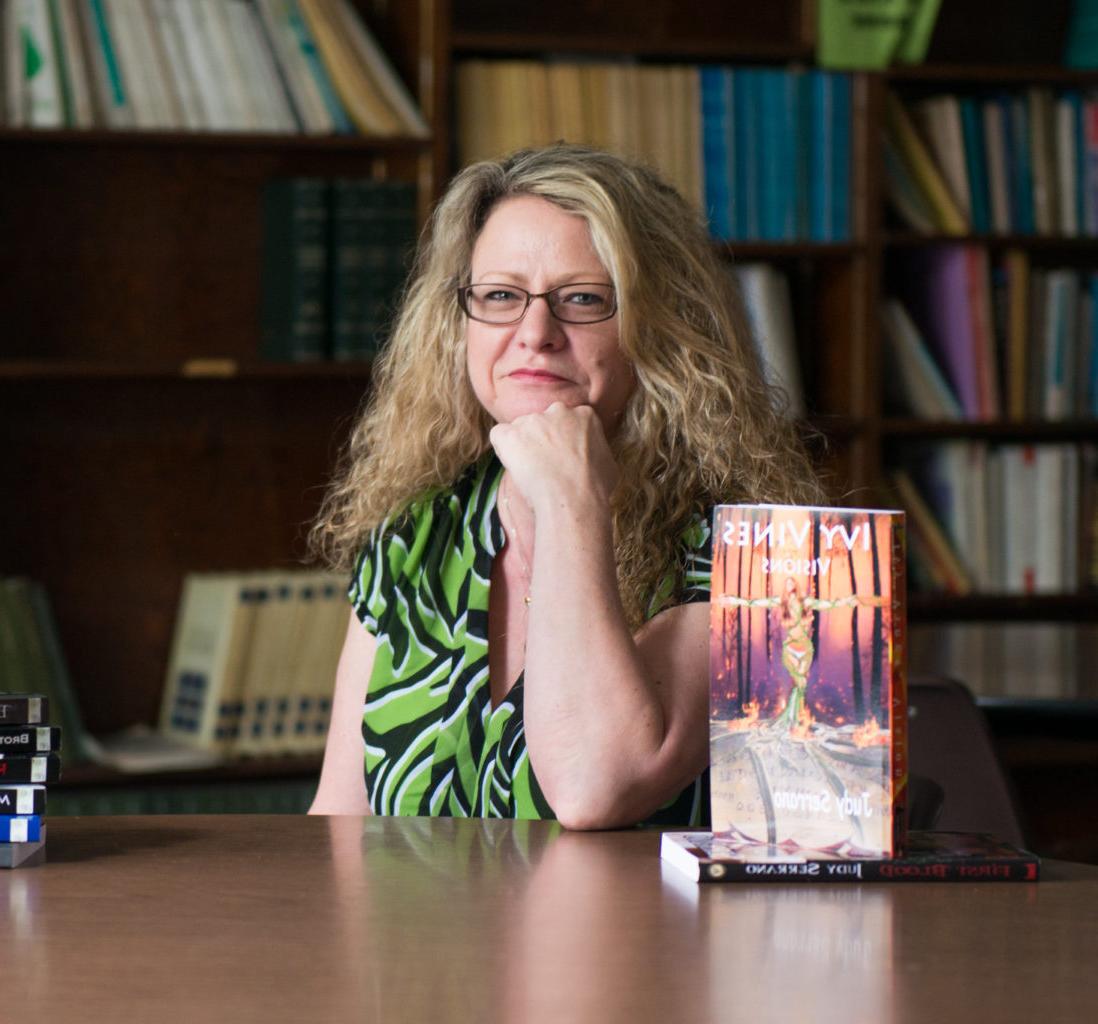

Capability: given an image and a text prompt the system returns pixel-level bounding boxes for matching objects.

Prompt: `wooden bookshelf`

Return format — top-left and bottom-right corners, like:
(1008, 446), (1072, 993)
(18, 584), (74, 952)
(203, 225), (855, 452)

(0, 1), (441, 766)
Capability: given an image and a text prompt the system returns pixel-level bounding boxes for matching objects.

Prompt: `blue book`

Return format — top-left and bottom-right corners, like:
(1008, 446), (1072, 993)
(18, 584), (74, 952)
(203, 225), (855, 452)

(701, 67), (733, 241)
(960, 97), (990, 234)
(1010, 94), (1035, 234)
(779, 69), (801, 240)
(286, 0), (354, 134)
(1089, 274), (1098, 413)
(830, 73), (852, 242)
(1066, 91), (1088, 234)
(733, 68), (759, 240)
(758, 69), (783, 240)
(806, 70), (833, 242)
(0, 815), (43, 843)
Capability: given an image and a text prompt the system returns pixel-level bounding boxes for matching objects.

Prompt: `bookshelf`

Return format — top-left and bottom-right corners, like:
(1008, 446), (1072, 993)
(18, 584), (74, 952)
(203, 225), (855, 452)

(0, 0), (442, 803)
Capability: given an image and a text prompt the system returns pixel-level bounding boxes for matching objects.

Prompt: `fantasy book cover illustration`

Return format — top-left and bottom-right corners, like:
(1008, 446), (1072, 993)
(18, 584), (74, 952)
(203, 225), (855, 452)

(709, 504), (907, 858)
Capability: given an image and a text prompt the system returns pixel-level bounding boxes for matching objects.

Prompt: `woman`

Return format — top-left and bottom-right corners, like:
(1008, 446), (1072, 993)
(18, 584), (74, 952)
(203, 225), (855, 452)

(308, 144), (820, 827)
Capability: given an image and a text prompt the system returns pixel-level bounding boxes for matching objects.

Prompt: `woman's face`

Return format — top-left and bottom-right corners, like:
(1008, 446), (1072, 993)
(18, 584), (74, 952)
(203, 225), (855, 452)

(464, 195), (635, 432)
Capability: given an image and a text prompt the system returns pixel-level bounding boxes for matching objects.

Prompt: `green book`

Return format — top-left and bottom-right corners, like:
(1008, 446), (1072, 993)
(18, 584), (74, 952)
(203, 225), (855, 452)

(259, 178), (331, 362)
(329, 179), (417, 360)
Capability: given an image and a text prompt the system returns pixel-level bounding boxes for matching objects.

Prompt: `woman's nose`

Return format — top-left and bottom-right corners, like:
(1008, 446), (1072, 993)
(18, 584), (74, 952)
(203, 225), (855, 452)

(513, 294), (567, 350)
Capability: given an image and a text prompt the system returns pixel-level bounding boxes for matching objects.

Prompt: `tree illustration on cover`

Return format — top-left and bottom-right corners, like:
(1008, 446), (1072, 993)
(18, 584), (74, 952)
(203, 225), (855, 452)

(708, 505), (902, 855)
(716, 577), (884, 730)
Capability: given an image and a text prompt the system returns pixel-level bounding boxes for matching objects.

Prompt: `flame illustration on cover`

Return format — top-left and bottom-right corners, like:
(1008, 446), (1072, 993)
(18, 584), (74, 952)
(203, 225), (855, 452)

(709, 505), (907, 858)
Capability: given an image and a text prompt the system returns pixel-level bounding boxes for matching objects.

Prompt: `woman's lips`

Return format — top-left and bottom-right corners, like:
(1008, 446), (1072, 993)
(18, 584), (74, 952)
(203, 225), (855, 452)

(508, 369), (569, 383)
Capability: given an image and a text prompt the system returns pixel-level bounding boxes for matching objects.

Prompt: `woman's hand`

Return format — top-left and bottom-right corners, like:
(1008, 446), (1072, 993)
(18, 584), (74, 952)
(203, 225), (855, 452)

(488, 401), (619, 517)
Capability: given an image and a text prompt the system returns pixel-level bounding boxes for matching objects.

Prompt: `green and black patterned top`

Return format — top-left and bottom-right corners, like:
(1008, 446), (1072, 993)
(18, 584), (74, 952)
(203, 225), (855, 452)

(350, 455), (713, 824)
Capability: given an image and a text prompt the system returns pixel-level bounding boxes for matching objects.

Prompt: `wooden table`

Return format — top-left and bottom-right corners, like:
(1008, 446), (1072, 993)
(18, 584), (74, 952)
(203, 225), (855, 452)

(3, 816), (1096, 1023)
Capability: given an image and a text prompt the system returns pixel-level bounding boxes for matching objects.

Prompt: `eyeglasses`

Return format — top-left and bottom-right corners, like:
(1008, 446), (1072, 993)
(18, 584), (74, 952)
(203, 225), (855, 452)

(456, 282), (617, 325)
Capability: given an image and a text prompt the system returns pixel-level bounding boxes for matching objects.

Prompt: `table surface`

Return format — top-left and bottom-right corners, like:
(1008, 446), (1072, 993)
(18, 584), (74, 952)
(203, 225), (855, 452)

(3, 815), (1096, 1023)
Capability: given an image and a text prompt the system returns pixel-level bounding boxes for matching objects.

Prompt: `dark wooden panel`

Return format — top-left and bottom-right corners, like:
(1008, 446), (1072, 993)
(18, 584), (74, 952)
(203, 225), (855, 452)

(0, 376), (367, 733)
(0, 139), (418, 363)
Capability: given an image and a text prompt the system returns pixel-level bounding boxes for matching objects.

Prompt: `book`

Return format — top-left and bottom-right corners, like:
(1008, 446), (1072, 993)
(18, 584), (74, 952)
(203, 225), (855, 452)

(708, 504), (907, 859)
(0, 725), (61, 754)
(51, 0), (97, 128)
(0, 784), (47, 815)
(259, 177), (330, 362)
(0, 753), (61, 783)
(158, 572), (264, 753)
(885, 93), (967, 234)
(890, 469), (973, 594)
(733, 263), (806, 418)
(0, 814), (43, 843)
(881, 298), (963, 419)
(0, 694), (49, 725)
(1, 826), (46, 868)
(660, 830), (1040, 883)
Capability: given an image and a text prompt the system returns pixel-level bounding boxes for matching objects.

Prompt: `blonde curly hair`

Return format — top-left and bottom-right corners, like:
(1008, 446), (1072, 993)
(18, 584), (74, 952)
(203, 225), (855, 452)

(310, 144), (821, 626)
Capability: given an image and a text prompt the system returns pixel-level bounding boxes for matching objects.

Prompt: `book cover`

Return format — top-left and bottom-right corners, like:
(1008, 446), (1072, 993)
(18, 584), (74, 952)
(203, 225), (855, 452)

(0, 814), (43, 843)
(0, 783), (47, 815)
(0, 694), (49, 725)
(0, 753), (61, 783)
(0, 725), (61, 754)
(661, 830), (1040, 883)
(709, 504), (907, 859)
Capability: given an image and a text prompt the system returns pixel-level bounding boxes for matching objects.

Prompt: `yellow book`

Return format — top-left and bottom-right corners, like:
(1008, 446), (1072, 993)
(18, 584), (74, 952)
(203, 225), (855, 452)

(891, 471), (973, 594)
(547, 62), (586, 144)
(885, 93), (968, 235)
(297, 0), (404, 135)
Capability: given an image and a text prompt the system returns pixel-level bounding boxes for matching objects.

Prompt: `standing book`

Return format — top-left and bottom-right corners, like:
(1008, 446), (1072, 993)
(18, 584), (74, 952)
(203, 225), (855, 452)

(661, 830), (1040, 883)
(709, 504), (907, 859)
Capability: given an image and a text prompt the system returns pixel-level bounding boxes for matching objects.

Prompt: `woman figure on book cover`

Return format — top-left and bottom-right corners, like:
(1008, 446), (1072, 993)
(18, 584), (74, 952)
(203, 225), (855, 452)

(308, 143), (819, 827)
(718, 579), (881, 729)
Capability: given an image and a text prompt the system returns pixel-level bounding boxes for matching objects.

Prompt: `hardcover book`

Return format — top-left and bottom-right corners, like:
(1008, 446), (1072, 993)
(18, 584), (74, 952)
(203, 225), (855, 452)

(0, 784), (47, 816)
(0, 814), (43, 843)
(0, 753), (62, 784)
(0, 694), (49, 725)
(0, 725), (61, 754)
(661, 830), (1040, 883)
(709, 504), (907, 859)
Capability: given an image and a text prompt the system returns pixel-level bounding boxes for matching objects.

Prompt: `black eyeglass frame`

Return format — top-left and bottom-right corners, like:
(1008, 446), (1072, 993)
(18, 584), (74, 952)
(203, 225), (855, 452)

(455, 282), (618, 325)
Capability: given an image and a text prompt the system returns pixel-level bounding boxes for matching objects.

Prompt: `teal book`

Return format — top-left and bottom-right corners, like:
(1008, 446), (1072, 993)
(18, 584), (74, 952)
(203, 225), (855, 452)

(260, 178), (331, 362)
(960, 96), (990, 235)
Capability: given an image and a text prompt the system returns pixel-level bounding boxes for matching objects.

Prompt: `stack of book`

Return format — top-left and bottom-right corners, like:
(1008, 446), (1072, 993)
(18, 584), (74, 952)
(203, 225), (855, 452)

(1, 693), (57, 869)
(663, 502), (1041, 884)
(456, 60), (852, 243)
(2, 0), (428, 137)
(260, 176), (417, 362)
(884, 86), (1098, 237)
(158, 570), (349, 759)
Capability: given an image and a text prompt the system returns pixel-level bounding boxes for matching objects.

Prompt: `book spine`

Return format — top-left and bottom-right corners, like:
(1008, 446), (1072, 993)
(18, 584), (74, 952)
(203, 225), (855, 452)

(0, 815), (44, 843)
(696, 856), (1039, 883)
(0, 754), (61, 783)
(890, 509), (908, 854)
(0, 696), (49, 725)
(259, 177), (330, 361)
(0, 726), (61, 753)
(20, 0), (65, 126)
(0, 784), (47, 815)
(831, 72), (852, 242)
(700, 66), (732, 242)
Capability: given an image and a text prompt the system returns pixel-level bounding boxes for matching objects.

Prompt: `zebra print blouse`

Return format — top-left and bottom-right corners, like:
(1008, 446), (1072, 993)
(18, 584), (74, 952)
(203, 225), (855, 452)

(350, 455), (713, 824)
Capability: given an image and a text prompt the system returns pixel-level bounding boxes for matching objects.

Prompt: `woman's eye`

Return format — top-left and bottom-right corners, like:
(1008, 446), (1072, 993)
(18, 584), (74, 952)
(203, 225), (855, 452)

(484, 289), (520, 302)
(561, 291), (600, 305)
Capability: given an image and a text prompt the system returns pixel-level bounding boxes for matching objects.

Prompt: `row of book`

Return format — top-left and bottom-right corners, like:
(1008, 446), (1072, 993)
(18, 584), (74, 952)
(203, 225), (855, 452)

(1, 0), (427, 136)
(884, 245), (1098, 421)
(260, 176), (417, 362)
(885, 87), (1098, 237)
(891, 442), (1094, 595)
(0, 693), (56, 868)
(456, 61), (853, 243)
(158, 570), (348, 758)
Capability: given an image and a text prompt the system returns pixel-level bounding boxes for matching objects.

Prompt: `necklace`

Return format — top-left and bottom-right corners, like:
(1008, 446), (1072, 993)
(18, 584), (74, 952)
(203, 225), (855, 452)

(500, 475), (533, 607)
